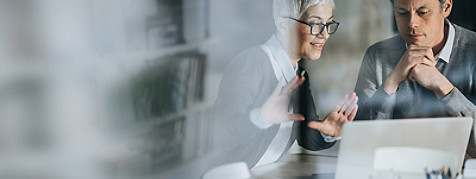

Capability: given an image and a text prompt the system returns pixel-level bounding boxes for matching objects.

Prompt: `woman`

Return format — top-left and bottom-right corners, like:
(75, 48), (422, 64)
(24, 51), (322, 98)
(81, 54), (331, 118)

(213, 0), (358, 169)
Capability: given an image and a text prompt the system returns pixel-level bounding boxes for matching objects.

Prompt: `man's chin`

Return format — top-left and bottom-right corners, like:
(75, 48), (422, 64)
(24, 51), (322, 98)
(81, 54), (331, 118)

(404, 38), (429, 47)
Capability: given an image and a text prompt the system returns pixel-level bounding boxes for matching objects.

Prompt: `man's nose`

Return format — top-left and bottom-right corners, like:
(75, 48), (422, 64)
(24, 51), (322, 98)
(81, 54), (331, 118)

(408, 13), (420, 29)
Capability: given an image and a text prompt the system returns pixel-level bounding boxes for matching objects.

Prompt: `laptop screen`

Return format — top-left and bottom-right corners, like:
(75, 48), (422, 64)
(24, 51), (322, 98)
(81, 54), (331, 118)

(335, 117), (473, 179)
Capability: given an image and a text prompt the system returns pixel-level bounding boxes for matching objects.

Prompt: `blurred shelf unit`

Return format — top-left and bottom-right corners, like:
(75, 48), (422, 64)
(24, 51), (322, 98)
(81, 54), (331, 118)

(131, 51), (206, 122)
(98, 39), (209, 64)
(100, 0), (213, 177)
(109, 50), (210, 175)
(127, 0), (211, 134)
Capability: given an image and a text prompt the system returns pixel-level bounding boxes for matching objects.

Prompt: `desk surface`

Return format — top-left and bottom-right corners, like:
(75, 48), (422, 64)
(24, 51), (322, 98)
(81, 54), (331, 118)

(250, 154), (337, 178)
(250, 153), (444, 179)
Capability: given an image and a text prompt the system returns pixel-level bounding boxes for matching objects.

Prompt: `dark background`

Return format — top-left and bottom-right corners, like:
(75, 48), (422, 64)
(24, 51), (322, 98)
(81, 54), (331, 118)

(448, 0), (476, 31)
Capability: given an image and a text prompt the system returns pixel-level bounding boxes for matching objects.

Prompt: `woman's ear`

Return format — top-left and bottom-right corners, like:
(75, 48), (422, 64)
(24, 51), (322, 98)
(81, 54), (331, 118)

(275, 17), (289, 33)
(442, 0), (452, 18)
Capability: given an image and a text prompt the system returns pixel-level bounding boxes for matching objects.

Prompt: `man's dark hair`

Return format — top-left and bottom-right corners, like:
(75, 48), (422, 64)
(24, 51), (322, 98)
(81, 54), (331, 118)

(389, 0), (446, 9)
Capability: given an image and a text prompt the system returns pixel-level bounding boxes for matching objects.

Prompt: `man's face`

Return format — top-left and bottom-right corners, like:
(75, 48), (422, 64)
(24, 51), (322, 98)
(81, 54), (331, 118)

(393, 0), (450, 47)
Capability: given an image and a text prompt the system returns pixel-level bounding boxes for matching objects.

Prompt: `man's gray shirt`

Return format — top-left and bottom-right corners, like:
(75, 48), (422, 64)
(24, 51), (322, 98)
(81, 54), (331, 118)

(354, 24), (476, 158)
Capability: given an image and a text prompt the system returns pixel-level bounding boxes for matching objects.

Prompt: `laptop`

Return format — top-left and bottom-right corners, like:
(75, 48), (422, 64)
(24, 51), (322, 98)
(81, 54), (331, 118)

(334, 117), (473, 179)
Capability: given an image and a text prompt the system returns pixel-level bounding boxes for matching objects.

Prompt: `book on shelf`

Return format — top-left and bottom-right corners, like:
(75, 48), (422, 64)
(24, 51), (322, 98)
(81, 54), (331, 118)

(147, 0), (184, 48)
(131, 51), (206, 121)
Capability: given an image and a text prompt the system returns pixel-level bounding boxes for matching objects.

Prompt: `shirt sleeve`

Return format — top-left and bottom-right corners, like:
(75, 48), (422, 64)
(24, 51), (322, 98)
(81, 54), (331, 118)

(320, 132), (342, 143)
(213, 50), (279, 147)
(440, 87), (476, 118)
(354, 48), (397, 120)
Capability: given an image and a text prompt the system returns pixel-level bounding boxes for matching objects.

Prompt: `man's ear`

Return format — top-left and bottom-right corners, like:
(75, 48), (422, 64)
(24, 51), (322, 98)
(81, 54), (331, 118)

(442, 0), (452, 18)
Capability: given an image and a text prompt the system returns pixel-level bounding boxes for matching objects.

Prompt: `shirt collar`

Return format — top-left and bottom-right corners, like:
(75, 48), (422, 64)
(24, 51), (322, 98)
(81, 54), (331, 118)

(437, 19), (455, 63)
(264, 35), (297, 83)
(404, 19), (454, 63)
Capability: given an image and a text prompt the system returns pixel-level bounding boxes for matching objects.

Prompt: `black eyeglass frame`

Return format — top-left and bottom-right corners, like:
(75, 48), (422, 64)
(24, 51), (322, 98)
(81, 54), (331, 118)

(287, 17), (340, 36)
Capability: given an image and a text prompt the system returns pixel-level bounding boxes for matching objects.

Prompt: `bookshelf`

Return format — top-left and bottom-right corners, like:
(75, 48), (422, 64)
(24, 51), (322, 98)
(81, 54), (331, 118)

(94, 0), (214, 177)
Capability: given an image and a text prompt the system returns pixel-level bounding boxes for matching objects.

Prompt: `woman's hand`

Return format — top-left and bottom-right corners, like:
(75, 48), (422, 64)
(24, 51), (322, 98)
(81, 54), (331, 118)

(261, 76), (306, 124)
(307, 93), (358, 137)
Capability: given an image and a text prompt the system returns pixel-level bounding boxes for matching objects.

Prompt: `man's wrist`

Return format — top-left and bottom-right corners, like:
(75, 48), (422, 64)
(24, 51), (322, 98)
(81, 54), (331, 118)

(435, 81), (454, 98)
(383, 75), (400, 95)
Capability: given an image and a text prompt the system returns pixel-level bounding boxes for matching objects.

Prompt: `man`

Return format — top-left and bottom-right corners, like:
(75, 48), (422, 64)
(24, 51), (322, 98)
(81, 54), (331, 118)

(212, 0), (358, 169)
(354, 0), (476, 158)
